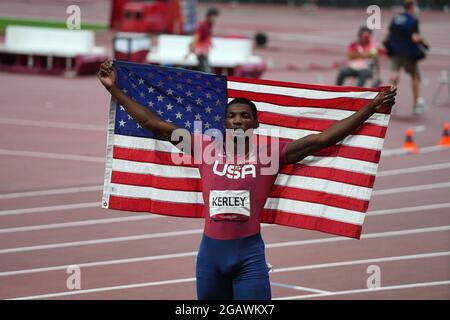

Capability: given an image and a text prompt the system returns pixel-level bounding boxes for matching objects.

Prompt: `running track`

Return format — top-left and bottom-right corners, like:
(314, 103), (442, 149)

(0, 1), (449, 300)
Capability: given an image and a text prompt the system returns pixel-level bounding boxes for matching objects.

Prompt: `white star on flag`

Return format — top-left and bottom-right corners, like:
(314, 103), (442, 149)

(119, 120), (126, 127)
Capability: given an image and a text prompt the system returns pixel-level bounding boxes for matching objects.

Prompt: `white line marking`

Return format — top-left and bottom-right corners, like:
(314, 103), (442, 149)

(9, 277), (197, 300)
(368, 202), (450, 217)
(0, 118), (105, 131)
(0, 228), (205, 254)
(273, 251), (450, 273)
(0, 202), (101, 216)
(377, 162), (450, 177)
(0, 215), (161, 234)
(6, 251), (449, 299)
(0, 149), (104, 163)
(0, 225), (448, 274)
(275, 280), (450, 300)
(381, 145), (448, 157)
(372, 182), (450, 196)
(0, 185), (103, 200)
(270, 282), (331, 294)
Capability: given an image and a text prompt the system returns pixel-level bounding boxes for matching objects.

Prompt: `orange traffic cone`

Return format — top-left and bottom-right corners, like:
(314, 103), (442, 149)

(403, 128), (419, 153)
(439, 122), (450, 147)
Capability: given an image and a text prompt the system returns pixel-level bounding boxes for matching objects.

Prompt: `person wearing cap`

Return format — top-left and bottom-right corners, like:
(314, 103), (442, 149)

(188, 8), (220, 73)
(336, 26), (380, 88)
(383, 0), (429, 115)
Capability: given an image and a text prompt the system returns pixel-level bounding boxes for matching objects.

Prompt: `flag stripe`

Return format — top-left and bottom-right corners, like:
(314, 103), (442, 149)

(263, 197), (365, 225)
(256, 124), (385, 150)
(257, 112), (387, 138)
(111, 171), (202, 191)
(109, 195), (203, 218)
(109, 183), (204, 204)
(261, 209), (362, 239)
(112, 158), (200, 178)
(228, 75), (386, 93)
(228, 90), (391, 116)
(227, 80), (379, 100)
(114, 146), (197, 167)
(269, 185), (368, 213)
(280, 165), (375, 188)
(274, 174), (372, 201)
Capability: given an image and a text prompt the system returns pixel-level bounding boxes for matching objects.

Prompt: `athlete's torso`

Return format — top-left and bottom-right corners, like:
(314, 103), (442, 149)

(196, 136), (288, 240)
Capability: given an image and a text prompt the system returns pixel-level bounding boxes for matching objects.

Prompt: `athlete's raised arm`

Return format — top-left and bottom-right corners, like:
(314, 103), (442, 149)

(284, 87), (396, 164)
(97, 60), (179, 141)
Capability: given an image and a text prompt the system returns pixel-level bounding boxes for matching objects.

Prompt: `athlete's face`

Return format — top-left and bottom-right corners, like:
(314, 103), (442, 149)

(224, 103), (259, 132)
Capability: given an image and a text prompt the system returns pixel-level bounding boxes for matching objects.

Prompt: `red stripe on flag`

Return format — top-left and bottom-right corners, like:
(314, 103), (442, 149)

(270, 185), (369, 213)
(261, 209), (362, 239)
(280, 164), (376, 188)
(228, 89), (390, 114)
(108, 195), (203, 218)
(111, 171), (202, 191)
(257, 111), (387, 138)
(114, 146), (196, 167)
(228, 75), (387, 94)
(275, 137), (381, 163)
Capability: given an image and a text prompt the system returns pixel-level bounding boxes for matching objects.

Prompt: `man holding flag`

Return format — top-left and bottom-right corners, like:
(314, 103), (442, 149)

(98, 60), (396, 300)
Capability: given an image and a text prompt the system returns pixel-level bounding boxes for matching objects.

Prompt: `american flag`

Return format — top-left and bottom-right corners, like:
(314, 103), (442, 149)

(102, 60), (391, 239)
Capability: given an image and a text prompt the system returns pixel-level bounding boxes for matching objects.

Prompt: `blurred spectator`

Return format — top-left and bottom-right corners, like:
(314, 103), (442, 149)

(336, 26), (381, 88)
(188, 7), (220, 73)
(383, 0), (429, 115)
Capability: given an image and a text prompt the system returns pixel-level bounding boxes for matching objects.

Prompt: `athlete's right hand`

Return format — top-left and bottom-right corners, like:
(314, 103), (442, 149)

(98, 60), (116, 90)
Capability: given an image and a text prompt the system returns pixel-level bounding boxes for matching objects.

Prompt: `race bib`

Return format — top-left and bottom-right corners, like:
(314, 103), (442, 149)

(209, 190), (250, 221)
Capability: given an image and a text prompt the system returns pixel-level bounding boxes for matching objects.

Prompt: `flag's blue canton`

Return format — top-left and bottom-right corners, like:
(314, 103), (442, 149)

(114, 61), (227, 139)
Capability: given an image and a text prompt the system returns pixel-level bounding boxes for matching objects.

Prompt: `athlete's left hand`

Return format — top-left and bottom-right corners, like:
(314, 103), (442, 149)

(372, 86), (397, 113)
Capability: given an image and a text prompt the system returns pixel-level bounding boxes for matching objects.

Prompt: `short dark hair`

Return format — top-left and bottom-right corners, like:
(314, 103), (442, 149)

(358, 26), (372, 38)
(206, 7), (220, 18)
(404, 0), (415, 10)
(226, 98), (258, 119)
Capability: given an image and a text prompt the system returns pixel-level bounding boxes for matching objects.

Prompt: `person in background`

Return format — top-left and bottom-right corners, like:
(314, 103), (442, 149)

(188, 7), (220, 73)
(336, 26), (380, 88)
(383, 0), (429, 115)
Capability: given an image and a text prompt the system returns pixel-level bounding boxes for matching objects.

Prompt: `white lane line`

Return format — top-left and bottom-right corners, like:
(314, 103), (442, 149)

(381, 145), (448, 157)
(273, 251), (450, 273)
(2, 180), (449, 217)
(1, 201), (449, 234)
(0, 215), (162, 234)
(6, 251), (449, 299)
(0, 149), (104, 163)
(0, 118), (105, 131)
(367, 202), (450, 217)
(0, 225), (448, 274)
(9, 277), (197, 300)
(266, 225), (450, 249)
(0, 202), (101, 216)
(0, 185), (103, 200)
(377, 162), (450, 177)
(275, 280), (450, 300)
(372, 182), (450, 196)
(0, 228), (205, 254)
(270, 282), (331, 294)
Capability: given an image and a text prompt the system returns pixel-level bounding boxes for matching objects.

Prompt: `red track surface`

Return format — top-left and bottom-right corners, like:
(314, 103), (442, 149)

(0, 1), (449, 300)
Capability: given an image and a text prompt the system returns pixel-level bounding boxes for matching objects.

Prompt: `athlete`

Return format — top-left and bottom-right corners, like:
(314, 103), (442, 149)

(98, 60), (396, 300)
